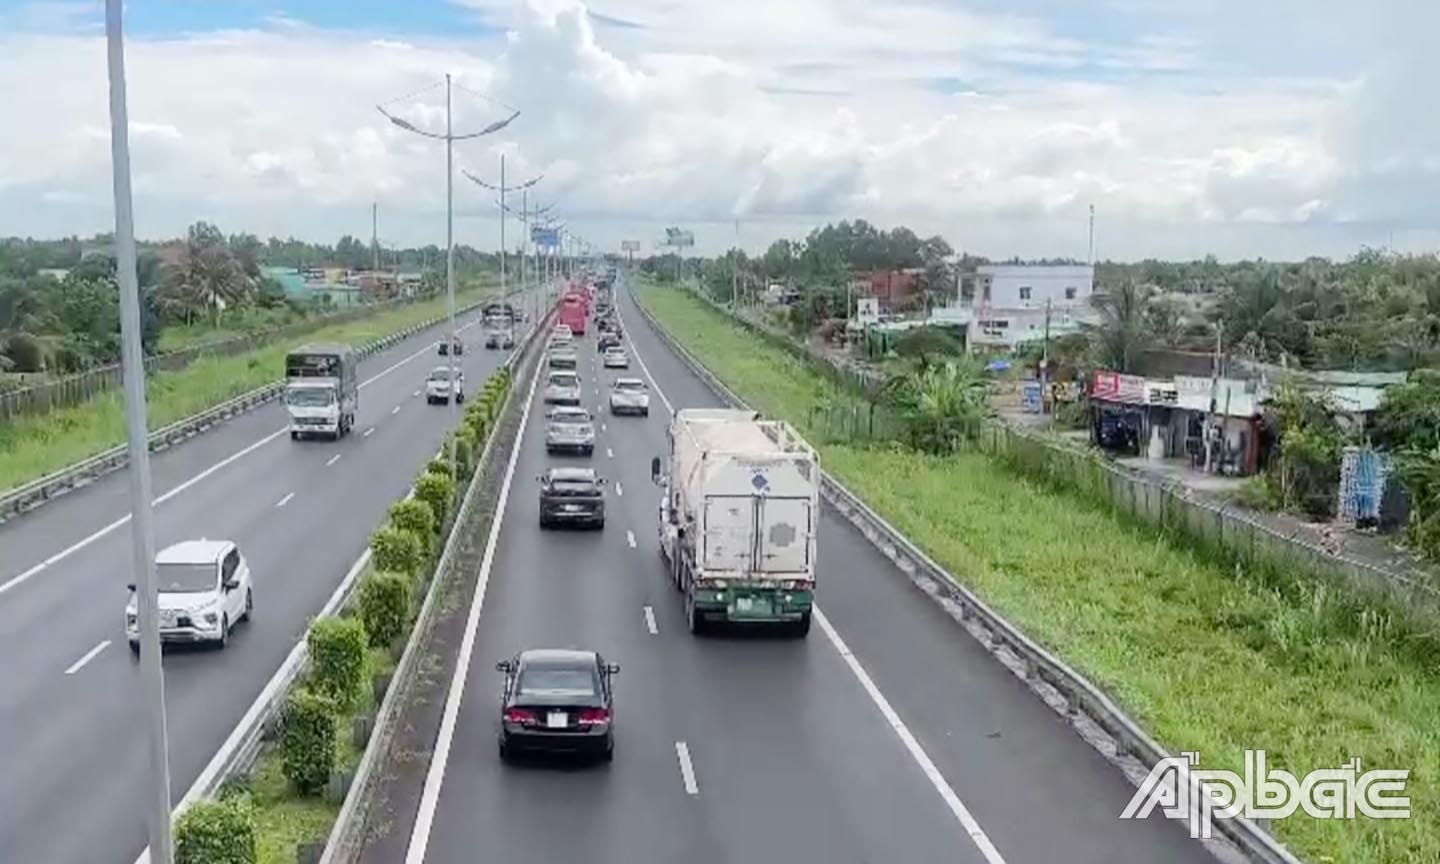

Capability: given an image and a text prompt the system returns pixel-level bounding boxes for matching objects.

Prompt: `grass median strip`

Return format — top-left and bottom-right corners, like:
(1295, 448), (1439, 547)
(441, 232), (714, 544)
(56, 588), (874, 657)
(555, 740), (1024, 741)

(0, 285), (491, 492)
(636, 280), (1435, 864)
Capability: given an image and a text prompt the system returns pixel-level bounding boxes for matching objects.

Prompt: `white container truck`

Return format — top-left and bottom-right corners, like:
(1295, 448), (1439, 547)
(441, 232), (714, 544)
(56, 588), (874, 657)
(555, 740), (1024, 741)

(650, 408), (819, 636)
(285, 343), (358, 440)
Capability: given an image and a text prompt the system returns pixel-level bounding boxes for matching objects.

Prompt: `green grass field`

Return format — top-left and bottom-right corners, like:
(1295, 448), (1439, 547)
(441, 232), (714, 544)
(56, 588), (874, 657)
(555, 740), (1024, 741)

(0, 285), (491, 491)
(636, 280), (1436, 864)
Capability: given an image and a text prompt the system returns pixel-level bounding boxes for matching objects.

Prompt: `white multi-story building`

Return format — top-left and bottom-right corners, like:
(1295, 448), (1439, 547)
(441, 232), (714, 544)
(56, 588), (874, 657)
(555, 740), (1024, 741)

(930, 263), (1096, 350)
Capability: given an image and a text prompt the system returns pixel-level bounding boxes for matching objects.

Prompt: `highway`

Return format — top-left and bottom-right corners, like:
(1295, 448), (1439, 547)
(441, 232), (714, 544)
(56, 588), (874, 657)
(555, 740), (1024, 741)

(403, 275), (1216, 864)
(0, 295), (536, 864)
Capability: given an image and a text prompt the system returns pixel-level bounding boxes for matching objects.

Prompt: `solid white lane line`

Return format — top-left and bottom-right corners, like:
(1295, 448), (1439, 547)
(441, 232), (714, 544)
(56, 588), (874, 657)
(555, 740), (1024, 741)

(620, 289), (1008, 864)
(643, 605), (658, 635)
(392, 405), (401, 414)
(626, 530), (636, 549)
(64, 640), (110, 675)
(814, 607), (1008, 863)
(275, 492), (295, 508)
(675, 741), (699, 795)
(326, 454), (342, 467)
(364, 427), (376, 438)
(3, 312), (485, 599)
(405, 346), (544, 864)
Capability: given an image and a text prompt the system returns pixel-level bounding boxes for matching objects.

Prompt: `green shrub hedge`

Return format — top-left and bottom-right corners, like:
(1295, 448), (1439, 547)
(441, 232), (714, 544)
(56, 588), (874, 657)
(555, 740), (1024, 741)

(414, 471), (456, 526)
(388, 498), (437, 547)
(307, 616), (367, 709)
(281, 688), (337, 795)
(174, 795), (256, 864)
(359, 572), (410, 648)
(370, 524), (424, 577)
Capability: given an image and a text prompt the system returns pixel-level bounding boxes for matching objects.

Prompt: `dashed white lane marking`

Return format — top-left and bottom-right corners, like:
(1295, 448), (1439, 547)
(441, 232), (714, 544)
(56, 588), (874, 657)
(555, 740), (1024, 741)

(601, 422), (607, 432)
(326, 454), (342, 467)
(1, 312), (485, 600)
(615, 482), (623, 497)
(626, 530), (636, 549)
(643, 605), (658, 635)
(606, 447), (614, 459)
(364, 427), (376, 438)
(675, 741), (699, 795)
(413, 389), (421, 397)
(619, 288), (1009, 864)
(275, 492), (295, 508)
(64, 640), (111, 675)
(392, 405), (401, 415)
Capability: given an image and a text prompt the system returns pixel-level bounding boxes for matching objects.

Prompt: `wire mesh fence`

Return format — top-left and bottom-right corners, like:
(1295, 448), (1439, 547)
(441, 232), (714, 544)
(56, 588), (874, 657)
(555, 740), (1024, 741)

(685, 281), (1440, 615)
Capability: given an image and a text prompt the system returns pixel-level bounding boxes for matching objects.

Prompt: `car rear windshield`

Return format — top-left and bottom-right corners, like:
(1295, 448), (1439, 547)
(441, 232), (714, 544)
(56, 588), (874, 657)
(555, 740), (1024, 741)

(548, 373), (577, 386)
(518, 665), (597, 697)
(156, 562), (217, 593)
(428, 369), (456, 381)
(615, 381), (646, 392)
(552, 409), (590, 422)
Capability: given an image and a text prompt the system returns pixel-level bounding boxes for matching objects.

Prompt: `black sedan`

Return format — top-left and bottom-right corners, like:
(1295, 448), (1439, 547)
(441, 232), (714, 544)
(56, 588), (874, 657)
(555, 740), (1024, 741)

(537, 467), (606, 529)
(497, 649), (618, 762)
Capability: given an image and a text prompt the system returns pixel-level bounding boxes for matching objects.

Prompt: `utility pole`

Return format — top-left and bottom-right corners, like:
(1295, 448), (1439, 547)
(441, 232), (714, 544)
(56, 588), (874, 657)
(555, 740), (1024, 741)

(1206, 322), (1224, 474)
(1088, 203), (1096, 265)
(372, 201), (379, 272)
(105, 2), (173, 862)
(1040, 297), (1052, 420)
(731, 219), (739, 307)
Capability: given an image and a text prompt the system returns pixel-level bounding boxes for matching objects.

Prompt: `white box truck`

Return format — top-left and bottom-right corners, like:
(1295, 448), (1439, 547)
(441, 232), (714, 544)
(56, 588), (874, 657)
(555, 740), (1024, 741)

(285, 343), (358, 440)
(650, 408), (819, 636)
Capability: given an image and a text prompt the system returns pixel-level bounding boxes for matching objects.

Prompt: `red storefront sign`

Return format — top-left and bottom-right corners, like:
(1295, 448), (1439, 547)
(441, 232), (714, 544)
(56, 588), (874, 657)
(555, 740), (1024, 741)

(1092, 370), (1147, 404)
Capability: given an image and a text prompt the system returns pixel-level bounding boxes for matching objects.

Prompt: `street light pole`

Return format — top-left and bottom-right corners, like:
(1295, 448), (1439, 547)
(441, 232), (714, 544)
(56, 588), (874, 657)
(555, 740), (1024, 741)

(106, 2), (173, 862)
(378, 77), (517, 480)
(443, 74), (457, 478)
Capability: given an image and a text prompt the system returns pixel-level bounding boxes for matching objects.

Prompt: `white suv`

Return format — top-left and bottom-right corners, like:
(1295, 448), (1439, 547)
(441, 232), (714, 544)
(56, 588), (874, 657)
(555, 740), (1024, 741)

(425, 366), (466, 404)
(126, 540), (253, 653)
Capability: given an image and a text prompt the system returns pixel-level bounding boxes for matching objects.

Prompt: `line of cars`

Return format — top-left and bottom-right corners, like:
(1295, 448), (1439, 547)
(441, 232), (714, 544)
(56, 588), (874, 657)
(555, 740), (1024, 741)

(500, 282), (631, 763)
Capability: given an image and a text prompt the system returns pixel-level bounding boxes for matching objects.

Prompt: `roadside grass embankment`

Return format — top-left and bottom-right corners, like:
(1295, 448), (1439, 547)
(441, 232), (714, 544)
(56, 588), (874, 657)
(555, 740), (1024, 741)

(0, 284), (491, 492)
(635, 280), (1437, 864)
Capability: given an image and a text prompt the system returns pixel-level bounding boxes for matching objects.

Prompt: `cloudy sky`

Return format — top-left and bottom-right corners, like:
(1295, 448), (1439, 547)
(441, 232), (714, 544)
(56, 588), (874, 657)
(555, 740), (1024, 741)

(0, 0), (1435, 260)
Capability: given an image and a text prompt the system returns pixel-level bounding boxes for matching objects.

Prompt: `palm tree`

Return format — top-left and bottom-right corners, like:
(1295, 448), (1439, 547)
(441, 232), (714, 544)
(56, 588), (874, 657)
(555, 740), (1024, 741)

(1088, 279), (1149, 373)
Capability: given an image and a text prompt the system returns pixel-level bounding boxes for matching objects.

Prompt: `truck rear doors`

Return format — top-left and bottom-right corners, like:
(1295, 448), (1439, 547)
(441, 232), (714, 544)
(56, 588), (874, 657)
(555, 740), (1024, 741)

(701, 495), (812, 574)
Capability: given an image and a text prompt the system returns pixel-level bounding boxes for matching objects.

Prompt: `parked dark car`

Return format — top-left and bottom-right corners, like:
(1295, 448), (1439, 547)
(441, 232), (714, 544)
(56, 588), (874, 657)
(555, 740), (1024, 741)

(538, 467), (605, 529)
(497, 649), (618, 762)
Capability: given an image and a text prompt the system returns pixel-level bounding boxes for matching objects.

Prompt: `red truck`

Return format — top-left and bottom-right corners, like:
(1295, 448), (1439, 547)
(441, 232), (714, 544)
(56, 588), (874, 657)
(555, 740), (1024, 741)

(558, 290), (588, 335)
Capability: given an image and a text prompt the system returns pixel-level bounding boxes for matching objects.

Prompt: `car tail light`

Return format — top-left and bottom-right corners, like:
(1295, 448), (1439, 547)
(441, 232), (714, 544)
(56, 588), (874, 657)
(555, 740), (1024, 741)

(504, 708), (537, 725)
(577, 707), (610, 727)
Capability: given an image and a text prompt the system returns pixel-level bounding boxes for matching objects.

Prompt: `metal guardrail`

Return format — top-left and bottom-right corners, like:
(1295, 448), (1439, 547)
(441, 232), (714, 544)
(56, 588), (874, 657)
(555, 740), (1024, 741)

(631, 289), (1305, 864)
(318, 304), (551, 864)
(0, 293), (445, 422)
(0, 299), (490, 525)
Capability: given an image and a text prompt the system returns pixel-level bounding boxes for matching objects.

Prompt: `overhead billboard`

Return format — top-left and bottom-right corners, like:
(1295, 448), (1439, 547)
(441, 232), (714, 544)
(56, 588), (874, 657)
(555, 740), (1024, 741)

(531, 226), (560, 248)
(621, 240), (641, 252)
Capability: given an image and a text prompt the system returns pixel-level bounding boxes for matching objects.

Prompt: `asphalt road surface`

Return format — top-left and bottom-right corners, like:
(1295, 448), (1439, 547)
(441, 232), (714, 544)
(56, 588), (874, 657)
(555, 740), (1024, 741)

(0, 294), (537, 864)
(402, 275), (1215, 864)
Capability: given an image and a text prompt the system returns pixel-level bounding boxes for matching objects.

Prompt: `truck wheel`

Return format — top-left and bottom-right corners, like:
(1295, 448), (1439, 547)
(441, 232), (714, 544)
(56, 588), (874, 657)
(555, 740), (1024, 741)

(791, 612), (812, 638)
(686, 596), (706, 635)
(290, 431), (299, 441)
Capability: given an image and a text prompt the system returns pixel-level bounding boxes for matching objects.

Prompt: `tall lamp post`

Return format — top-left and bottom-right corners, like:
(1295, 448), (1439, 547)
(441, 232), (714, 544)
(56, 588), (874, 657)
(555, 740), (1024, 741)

(105, 2), (172, 861)
(462, 160), (542, 305)
(378, 76), (517, 478)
